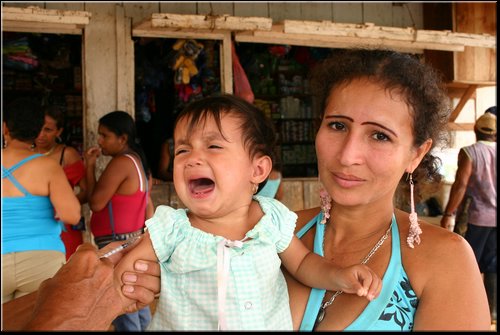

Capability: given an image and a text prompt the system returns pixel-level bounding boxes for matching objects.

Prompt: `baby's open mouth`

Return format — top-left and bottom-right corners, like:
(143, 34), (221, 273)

(189, 178), (215, 196)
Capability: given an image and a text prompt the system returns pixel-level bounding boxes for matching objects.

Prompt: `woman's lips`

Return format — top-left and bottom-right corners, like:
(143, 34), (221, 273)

(332, 172), (365, 188)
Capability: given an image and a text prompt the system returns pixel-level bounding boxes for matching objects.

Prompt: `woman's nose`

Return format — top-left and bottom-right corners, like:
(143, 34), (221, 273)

(338, 135), (364, 166)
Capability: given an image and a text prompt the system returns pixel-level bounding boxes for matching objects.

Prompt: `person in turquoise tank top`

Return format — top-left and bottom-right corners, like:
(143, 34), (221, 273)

(2, 98), (81, 303)
(35, 105), (88, 261)
(281, 49), (491, 331)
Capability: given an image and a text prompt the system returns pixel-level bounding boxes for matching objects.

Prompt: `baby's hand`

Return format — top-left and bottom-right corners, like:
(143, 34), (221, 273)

(335, 264), (382, 301)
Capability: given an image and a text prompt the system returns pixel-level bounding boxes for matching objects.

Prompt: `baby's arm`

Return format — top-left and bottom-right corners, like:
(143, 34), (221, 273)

(113, 233), (159, 306)
(279, 236), (381, 300)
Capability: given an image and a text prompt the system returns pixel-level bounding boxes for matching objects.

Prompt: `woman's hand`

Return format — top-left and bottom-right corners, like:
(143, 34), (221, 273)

(84, 146), (101, 167)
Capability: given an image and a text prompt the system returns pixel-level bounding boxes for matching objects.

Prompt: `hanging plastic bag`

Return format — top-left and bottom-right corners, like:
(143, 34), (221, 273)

(232, 42), (254, 104)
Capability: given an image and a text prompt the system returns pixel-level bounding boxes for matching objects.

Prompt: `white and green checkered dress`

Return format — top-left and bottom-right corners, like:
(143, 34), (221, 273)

(146, 195), (297, 330)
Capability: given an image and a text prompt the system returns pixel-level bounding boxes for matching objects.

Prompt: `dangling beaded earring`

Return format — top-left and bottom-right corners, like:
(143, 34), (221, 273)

(252, 183), (259, 195)
(30, 142), (36, 151)
(319, 188), (332, 224)
(407, 172), (422, 248)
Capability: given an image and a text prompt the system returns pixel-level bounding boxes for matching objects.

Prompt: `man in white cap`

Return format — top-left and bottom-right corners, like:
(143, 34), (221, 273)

(441, 108), (497, 324)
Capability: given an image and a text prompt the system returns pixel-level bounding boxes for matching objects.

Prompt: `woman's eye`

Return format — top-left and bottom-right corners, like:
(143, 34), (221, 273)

(328, 121), (345, 131)
(372, 132), (390, 142)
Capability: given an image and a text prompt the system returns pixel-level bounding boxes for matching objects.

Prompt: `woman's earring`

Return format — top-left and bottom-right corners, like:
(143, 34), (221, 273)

(407, 172), (422, 248)
(30, 143), (36, 151)
(2, 139), (7, 148)
(56, 136), (63, 144)
(319, 187), (332, 224)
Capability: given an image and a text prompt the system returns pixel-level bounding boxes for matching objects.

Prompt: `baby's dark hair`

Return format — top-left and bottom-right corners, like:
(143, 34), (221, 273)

(4, 97), (44, 142)
(310, 49), (451, 191)
(174, 94), (278, 189)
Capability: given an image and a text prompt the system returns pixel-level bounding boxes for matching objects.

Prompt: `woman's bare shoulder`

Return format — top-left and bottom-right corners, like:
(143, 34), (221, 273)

(28, 154), (61, 172)
(398, 211), (477, 291)
(107, 154), (136, 169)
(100, 154), (138, 183)
(63, 146), (83, 164)
(397, 211), (472, 258)
(419, 218), (471, 254)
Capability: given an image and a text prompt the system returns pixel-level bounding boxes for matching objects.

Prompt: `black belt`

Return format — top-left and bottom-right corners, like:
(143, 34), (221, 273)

(94, 228), (144, 249)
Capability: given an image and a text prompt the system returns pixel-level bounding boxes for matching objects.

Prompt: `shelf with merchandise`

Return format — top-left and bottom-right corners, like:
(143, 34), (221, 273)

(236, 43), (329, 178)
(3, 32), (84, 154)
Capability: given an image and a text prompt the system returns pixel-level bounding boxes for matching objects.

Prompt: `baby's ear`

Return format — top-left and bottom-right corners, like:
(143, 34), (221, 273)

(251, 155), (272, 184)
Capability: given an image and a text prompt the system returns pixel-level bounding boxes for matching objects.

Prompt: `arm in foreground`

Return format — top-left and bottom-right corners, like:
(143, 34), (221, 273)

(23, 243), (121, 330)
(2, 243), (161, 331)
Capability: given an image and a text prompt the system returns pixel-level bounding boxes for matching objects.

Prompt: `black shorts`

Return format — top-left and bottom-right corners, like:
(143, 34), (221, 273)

(465, 224), (497, 273)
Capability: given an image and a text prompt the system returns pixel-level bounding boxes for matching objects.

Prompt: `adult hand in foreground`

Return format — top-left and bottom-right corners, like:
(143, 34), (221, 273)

(2, 242), (160, 331)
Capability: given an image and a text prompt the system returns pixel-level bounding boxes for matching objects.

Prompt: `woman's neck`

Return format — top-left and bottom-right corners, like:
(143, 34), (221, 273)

(4, 139), (36, 153)
(117, 147), (132, 157)
(37, 142), (59, 156)
(327, 203), (394, 238)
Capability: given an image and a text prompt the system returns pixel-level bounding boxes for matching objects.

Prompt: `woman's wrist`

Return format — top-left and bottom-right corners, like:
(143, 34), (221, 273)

(443, 212), (455, 217)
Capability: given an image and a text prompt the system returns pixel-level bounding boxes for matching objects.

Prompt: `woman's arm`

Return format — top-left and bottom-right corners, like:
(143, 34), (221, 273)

(84, 146), (100, 205)
(48, 162), (81, 225)
(64, 146), (88, 204)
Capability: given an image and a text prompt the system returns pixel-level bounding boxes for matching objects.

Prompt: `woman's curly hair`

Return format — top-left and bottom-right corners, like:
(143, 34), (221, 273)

(309, 48), (451, 199)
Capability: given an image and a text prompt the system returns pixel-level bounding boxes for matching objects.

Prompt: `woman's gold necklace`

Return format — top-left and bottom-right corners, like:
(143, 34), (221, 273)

(41, 143), (58, 156)
(315, 220), (392, 326)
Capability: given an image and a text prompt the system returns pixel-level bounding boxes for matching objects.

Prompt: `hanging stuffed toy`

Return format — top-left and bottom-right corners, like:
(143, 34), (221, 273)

(172, 39), (204, 85)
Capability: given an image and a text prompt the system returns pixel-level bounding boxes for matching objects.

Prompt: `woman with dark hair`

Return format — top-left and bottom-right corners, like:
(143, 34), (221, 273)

(35, 105), (87, 260)
(285, 49), (490, 330)
(2, 98), (81, 302)
(85, 110), (154, 331)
